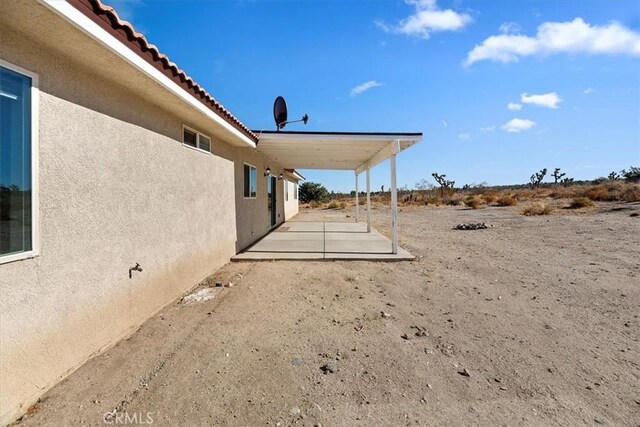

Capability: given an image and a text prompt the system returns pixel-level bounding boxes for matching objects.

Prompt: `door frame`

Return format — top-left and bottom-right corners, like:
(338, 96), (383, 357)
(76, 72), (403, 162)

(267, 174), (277, 228)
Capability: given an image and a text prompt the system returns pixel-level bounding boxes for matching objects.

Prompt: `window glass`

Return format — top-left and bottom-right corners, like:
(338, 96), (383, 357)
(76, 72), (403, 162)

(198, 135), (210, 152)
(1, 66), (32, 257)
(294, 184), (298, 199)
(243, 164), (250, 197)
(183, 128), (197, 148)
(285, 179), (289, 201)
(249, 166), (257, 198)
(243, 164), (257, 198)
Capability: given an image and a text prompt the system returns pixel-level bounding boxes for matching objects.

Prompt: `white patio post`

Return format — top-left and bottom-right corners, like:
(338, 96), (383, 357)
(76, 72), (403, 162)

(366, 168), (371, 232)
(390, 140), (399, 254)
(355, 171), (359, 223)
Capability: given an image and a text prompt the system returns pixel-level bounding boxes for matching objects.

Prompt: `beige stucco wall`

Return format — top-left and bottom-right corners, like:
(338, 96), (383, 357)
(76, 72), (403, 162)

(232, 148), (287, 251)
(0, 20), (287, 425)
(284, 180), (300, 220)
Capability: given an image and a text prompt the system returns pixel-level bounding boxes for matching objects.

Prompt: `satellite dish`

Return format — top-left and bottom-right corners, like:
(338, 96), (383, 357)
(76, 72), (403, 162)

(274, 96), (288, 130)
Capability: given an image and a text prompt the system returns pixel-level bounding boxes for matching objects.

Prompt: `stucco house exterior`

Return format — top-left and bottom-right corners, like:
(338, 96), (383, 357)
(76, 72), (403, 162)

(0, 0), (421, 424)
(0, 0), (305, 423)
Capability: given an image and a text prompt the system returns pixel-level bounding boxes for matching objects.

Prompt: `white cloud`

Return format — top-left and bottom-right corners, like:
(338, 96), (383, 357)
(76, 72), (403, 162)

(458, 133), (471, 140)
(499, 22), (521, 34)
(521, 92), (562, 109)
(441, 119), (449, 127)
(466, 18), (640, 65)
(349, 80), (382, 97)
(501, 118), (536, 133)
(375, 0), (472, 40)
(507, 102), (522, 110)
(583, 87), (595, 94)
(480, 125), (496, 131)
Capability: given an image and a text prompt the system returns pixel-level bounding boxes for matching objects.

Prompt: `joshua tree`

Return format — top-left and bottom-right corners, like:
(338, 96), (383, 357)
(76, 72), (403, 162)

(620, 166), (639, 182)
(551, 168), (566, 185)
(432, 172), (455, 196)
(381, 185), (385, 193)
(529, 168), (547, 188)
(608, 171), (620, 180)
(561, 177), (574, 187)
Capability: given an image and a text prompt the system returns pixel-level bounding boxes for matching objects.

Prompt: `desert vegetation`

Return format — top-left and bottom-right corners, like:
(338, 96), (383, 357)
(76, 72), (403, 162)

(299, 166), (640, 215)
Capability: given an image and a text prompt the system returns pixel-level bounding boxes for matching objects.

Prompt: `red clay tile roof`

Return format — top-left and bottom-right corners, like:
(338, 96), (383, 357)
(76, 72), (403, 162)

(67, 0), (258, 143)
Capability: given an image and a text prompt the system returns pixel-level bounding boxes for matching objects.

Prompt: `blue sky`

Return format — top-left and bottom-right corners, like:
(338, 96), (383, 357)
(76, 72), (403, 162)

(111, 0), (640, 192)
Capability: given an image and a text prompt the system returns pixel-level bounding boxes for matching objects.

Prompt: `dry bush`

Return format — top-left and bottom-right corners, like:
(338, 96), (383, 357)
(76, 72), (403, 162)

(339, 201), (347, 209)
(522, 202), (554, 216)
(443, 197), (462, 206)
(358, 198), (367, 205)
(548, 186), (577, 199)
(584, 185), (610, 201)
(482, 193), (498, 204)
(326, 200), (340, 209)
(569, 197), (595, 209)
(310, 200), (322, 209)
(621, 184), (640, 202)
(495, 194), (517, 206)
(425, 196), (442, 206)
(465, 196), (484, 209)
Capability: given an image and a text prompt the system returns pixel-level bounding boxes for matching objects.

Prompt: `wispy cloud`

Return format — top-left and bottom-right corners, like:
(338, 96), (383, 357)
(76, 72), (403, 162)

(501, 118), (536, 133)
(441, 119), (449, 127)
(499, 22), (521, 34)
(507, 102), (522, 111)
(349, 80), (382, 97)
(466, 18), (640, 65)
(521, 92), (562, 109)
(583, 87), (595, 94)
(375, 0), (472, 40)
(458, 133), (471, 140)
(480, 125), (496, 131)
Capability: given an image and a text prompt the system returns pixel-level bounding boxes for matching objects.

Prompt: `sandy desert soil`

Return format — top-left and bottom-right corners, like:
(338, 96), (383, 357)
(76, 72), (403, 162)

(15, 202), (640, 426)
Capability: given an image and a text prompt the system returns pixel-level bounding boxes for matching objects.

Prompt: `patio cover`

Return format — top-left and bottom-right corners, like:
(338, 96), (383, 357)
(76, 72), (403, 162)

(254, 131), (422, 173)
(253, 130), (423, 255)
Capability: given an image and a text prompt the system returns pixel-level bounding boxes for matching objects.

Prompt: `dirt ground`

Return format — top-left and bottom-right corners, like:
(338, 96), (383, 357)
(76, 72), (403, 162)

(16, 202), (640, 426)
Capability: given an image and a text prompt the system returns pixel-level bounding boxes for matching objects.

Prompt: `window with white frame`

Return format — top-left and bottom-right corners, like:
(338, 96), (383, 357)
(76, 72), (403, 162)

(1, 62), (38, 262)
(183, 126), (211, 153)
(243, 164), (257, 198)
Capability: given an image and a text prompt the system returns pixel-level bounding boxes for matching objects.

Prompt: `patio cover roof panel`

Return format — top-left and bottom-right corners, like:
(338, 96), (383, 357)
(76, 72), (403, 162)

(254, 131), (422, 171)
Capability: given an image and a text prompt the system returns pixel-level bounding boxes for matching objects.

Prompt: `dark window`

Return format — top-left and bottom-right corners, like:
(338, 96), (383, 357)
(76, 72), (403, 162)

(183, 128), (197, 148)
(1, 65), (33, 257)
(243, 164), (257, 198)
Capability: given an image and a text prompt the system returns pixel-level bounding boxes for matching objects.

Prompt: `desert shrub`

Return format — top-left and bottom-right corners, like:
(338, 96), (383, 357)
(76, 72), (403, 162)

(495, 195), (517, 206)
(310, 200), (322, 209)
(299, 182), (330, 203)
(481, 193), (497, 204)
(548, 186), (576, 199)
(425, 196), (442, 206)
(326, 200), (340, 209)
(620, 184), (640, 202)
(584, 185), (610, 201)
(443, 197), (462, 206)
(568, 197), (595, 209)
(465, 196), (483, 209)
(339, 201), (347, 209)
(522, 202), (554, 216)
(358, 198), (366, 205)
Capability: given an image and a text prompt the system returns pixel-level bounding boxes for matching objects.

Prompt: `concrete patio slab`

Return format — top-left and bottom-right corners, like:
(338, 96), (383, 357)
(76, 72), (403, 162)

(232, 221), (414, 261)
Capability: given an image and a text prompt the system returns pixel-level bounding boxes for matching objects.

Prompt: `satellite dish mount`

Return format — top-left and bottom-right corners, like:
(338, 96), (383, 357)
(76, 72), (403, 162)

(273, 96), (308, 131)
